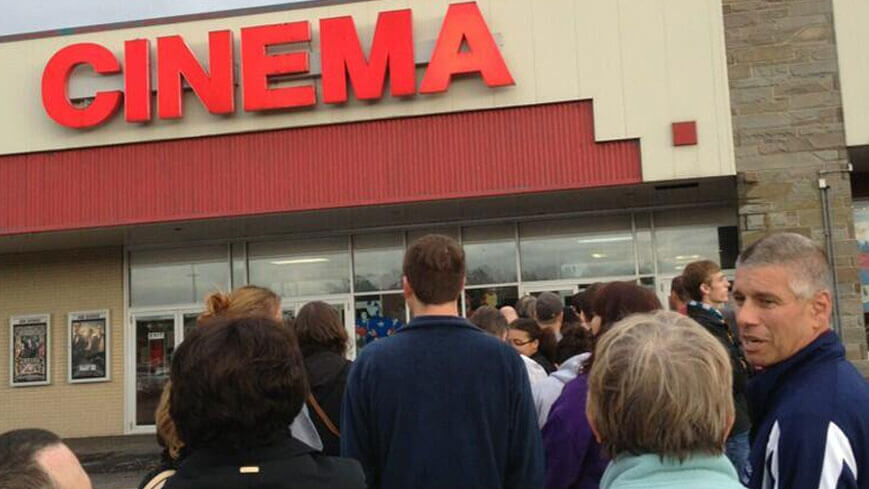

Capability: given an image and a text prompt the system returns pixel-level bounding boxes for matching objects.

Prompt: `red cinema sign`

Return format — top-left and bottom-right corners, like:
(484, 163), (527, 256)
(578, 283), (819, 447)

(41, 2), (514, 129)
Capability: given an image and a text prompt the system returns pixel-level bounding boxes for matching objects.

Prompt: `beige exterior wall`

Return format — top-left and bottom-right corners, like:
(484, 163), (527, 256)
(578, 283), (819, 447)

(0, 0), (735, 182)
(0, 248), (125, 437)
(832, 0), (869, 147)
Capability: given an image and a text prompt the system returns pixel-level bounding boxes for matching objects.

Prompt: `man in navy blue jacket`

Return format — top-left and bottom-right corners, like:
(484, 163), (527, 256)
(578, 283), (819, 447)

(732, 232), (869, 489)
(340, 234), (544, 489)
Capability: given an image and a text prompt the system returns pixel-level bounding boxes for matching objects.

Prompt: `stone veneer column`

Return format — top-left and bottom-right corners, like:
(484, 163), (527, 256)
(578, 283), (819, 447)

(724, 0), (868, 370)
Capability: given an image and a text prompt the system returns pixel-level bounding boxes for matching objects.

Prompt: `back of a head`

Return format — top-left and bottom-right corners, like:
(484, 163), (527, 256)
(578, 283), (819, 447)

(737, 232), (833, 299)
(572, 283), (602, 321)
(403, 234), (465, 305)
(516, 295), (537, 319)
(586, 311), (733, 461)
(535, 292), (564, 324)
(681, 260), (721, 302)
(469, 306), (508, 338)
(199, 285), (281, 322)
(669, 275), (690, 303)
(592, 281), (662, 333)
(0, 429), (62, 489)
(293, 301), (348, 356)
(170, 316), (308, 451)
(555, 325), (593, 364)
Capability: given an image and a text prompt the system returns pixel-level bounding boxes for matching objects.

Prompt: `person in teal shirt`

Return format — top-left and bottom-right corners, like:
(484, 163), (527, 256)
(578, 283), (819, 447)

(586, 311), (744, 489)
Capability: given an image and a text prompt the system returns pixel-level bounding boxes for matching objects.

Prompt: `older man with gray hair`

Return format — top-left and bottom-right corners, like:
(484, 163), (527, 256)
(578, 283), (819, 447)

(732, 232), (869, 489)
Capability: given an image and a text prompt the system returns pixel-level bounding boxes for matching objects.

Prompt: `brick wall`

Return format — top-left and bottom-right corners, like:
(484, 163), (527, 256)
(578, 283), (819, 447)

(725, 0), (868, 370)
(0, 248), (125, 437)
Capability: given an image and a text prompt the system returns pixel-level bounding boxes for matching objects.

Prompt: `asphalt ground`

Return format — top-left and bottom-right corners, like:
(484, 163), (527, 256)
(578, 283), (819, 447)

(65, 434), (161, 489)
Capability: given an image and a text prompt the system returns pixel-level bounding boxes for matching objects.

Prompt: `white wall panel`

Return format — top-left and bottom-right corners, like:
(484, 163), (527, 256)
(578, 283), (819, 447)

(0, 0), (735, 181)
(833, 0), (869, 147)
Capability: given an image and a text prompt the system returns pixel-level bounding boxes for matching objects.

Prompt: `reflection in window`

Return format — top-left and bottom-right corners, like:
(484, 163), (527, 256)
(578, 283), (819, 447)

(248, 237), (351, 297)
(654, 208), (737, 274)
(354, 293), (406, 353)
(520, 217), (635, 281)
(130, 246), (229, 307)
(464, 286), (519, 317)
(635, 214), (654, 275)
(135, 317), (174, 426)
(353, 233), (403, 292)
(463, 224), (517, 285)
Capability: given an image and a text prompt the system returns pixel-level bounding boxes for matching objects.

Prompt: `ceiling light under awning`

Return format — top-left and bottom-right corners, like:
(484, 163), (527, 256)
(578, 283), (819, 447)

(270, 258), (330, 265)
(576, 236), (632, 244)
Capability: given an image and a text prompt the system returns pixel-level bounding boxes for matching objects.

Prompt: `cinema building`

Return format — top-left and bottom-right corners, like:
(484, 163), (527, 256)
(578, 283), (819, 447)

(0, 0), (866, 437)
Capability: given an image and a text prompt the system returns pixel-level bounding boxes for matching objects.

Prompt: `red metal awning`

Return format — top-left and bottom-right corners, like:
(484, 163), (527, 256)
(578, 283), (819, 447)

(0, 100), (641, 236)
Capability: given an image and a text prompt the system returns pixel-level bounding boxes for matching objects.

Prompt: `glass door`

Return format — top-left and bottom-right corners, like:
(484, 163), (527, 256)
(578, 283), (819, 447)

(132, 313), (175, 427)
(131, 309), (202, 429)
(282, 297), (356, 359)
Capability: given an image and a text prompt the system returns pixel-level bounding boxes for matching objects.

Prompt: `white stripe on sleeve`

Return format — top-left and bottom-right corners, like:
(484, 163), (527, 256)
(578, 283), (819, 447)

(818, 422), (858, 489)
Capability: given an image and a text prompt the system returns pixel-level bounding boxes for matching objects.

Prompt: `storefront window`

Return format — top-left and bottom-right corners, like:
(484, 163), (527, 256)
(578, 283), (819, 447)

(520, 216), (635, 281)
(353, 233), (404, 292)
(654, 208), (738, 274)
(354, 293), (406, 353)
(464, 286), (519, 317)
(130, 246), (229, 307)
(407, 227), (459, 245)
(853, 201), (869, 313)
(635, 214), (654, 275)
(248, 237), (351, 297)
(463, 224), (518, 285)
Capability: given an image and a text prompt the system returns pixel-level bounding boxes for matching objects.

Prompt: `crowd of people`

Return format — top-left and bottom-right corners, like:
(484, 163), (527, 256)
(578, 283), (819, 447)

(1, 232), (868, 489)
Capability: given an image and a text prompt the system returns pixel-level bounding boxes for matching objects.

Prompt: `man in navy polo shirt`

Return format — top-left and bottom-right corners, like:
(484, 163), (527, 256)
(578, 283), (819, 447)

(341, 234), (544, 489)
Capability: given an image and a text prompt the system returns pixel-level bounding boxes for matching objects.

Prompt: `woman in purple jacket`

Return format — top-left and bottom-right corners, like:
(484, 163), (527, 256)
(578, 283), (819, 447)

(541, 282), (660, 489)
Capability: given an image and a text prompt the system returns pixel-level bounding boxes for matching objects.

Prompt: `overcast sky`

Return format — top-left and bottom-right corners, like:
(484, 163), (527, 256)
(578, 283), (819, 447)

(0, 0), (317, 37)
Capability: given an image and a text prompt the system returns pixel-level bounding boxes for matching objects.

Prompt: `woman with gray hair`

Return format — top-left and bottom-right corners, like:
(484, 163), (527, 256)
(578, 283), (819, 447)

(586, 311), (743, 489)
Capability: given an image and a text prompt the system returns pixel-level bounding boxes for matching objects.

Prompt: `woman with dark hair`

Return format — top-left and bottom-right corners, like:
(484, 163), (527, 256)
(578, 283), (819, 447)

(542, 281), (661, 489)
(293, 301), (351, 456)
(507, 318), (557, 374)
(163, 316), (364, 489)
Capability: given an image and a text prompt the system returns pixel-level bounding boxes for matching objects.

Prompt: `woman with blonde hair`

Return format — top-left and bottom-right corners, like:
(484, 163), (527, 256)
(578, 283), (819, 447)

(586, 311), (742, 489)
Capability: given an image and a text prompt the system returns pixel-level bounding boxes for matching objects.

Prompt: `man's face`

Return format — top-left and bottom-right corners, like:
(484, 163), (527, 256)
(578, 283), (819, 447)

(732, 264), (830, 368)
(703, 271), (730, 305)
(36, 444), (93, 489)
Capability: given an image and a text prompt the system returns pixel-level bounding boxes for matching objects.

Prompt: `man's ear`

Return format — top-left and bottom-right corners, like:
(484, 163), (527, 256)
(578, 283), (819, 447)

(810, 290), (833, 330)
(700, 282), (711, 297)
(402, 276), (414, 300)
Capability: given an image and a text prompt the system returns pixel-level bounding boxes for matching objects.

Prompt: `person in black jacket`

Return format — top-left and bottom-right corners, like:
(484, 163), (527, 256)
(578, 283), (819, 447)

(293, 301), (352, 456)
(163, 315), (364, 489)
(682, 260), (751, 481)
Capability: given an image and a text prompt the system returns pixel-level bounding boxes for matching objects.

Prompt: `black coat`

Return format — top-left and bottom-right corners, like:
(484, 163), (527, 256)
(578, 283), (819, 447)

(162, 434), (365, 489)
(303, 345), (351, 456)
(686, 302), (751, 435)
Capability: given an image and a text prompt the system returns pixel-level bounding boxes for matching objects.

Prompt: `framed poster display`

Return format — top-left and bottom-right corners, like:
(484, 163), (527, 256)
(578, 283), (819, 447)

(68, 310), (110, 383)
(9, 314), (51, 387)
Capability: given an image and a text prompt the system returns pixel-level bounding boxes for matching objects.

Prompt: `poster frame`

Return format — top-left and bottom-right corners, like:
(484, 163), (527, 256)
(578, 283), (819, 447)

(9, 314), (51, 387)
(67, 309), (111, 384)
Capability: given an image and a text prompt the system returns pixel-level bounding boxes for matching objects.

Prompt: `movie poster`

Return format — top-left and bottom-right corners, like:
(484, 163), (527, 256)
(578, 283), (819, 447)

(10, 315), (50, 387)
(68, 310), (110, 383)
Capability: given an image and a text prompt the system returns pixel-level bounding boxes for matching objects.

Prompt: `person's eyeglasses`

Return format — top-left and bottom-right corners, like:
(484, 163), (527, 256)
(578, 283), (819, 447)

(510, 338), (535, 346)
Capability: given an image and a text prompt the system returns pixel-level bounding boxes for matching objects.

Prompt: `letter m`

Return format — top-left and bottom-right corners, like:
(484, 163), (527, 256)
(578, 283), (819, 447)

(320, 9), (416, 103)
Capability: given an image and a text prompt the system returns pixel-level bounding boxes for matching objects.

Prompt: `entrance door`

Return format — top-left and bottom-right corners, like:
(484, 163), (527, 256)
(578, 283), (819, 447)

(281, 297), (356, 359)
(130, 309), (202, 430)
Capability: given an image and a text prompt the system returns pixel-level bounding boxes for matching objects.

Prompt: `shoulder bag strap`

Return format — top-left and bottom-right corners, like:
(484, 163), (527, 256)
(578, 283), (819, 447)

(307, 393), (340, 438)
(142, 469), (176, 489)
